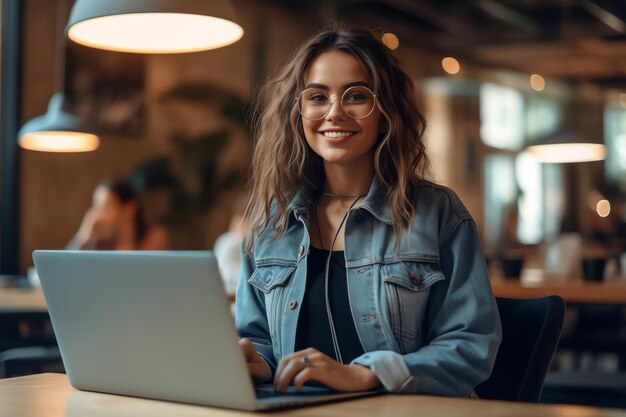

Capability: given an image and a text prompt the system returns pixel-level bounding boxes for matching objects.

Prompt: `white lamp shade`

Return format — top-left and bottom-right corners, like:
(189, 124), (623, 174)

(526, 143), (607, 163)
(526, 101), (606, 164)
(19, 93), (100, 153)
(66, 0), (244, 53)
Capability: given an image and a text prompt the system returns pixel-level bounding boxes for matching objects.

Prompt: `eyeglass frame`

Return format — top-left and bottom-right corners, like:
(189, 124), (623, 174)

(295, 85), (379, 121)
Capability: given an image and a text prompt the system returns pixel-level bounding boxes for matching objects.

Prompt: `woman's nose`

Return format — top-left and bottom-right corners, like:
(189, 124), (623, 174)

(325, 97), (348, 121)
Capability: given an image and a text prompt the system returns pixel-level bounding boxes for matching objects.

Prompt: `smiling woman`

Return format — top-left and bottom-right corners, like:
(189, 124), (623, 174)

(236, 24), (501, 397)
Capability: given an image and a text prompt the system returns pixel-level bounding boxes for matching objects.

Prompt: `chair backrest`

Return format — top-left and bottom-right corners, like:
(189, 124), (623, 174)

(475, 296), (565, 402)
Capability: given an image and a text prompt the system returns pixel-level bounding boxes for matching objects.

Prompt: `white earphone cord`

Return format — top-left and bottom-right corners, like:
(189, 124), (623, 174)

(323, 195), (363, 364)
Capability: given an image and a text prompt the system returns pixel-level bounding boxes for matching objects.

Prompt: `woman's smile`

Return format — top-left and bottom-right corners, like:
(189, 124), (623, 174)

(319, 129), (358, 143)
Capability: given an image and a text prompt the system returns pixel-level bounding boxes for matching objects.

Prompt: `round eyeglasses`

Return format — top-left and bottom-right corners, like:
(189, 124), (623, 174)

(296, 86), (378, 121)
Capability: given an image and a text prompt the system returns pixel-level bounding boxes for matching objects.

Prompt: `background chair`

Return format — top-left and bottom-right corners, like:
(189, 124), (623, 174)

(541, 370), (626, 408)
(475, 296), (565, 402)
(0, 311), (63, 378)
(540, 304), (626, 409)
(0, 345), (63, 378)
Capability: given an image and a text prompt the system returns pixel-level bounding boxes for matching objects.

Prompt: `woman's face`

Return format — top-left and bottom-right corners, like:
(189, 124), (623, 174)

(301, 50), (382, 167)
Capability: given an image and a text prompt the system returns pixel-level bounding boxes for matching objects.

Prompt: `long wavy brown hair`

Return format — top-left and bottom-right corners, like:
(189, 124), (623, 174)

(243, 24), (429, 252)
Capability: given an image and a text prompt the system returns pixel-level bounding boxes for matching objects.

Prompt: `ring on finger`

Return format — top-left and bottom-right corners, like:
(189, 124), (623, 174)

(300, 356), (310, 367)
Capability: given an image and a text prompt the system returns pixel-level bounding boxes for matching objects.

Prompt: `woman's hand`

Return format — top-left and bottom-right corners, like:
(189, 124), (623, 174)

(274, 348), (379, 393)
(71, 208), (118, 249)
(239, 338), (272, 383)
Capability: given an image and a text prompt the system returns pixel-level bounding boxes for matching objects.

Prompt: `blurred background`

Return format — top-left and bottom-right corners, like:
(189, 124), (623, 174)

(5, 0), (626, 270)
(2, 0), (626, 407)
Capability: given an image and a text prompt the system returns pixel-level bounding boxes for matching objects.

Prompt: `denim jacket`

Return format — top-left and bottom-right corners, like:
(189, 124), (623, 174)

(235, 176), (502, 396)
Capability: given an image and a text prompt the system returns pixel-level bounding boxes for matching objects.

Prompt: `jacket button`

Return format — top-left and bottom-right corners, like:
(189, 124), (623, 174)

(288, 300), (298, 309)
(410, 272), (420, 285)
(298, 245), (304, 256)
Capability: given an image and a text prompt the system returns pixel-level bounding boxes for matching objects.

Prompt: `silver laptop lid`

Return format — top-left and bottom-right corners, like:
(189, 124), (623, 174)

(33, 250), (259, 410)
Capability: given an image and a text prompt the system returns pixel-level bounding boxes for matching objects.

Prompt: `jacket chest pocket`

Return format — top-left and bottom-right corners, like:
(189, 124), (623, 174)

(248, 264), (296, 348)
(382, 261), (445, 353)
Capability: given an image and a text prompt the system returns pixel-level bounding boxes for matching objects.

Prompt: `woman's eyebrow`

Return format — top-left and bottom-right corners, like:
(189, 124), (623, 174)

(304, 81), (370, 90)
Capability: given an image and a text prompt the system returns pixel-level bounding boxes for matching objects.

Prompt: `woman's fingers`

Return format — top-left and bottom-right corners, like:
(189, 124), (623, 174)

(274, 349), (329, 392)
(292, 366), (322, 391)
(248, 361), (269, 377)
(273, 348), (316, 388)
(239, 338), (272, 382)
(274, 355), (309, 392)
(238, 338), (255, 361)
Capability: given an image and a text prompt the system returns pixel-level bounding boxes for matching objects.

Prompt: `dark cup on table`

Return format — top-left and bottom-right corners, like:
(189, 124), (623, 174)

(581, 258), (606, 282)
(500, 257), (524, 279)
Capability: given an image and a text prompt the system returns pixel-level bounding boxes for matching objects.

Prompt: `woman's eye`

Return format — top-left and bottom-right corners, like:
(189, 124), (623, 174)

(308, 94), (328, 102)
(345, 93), (367, 102)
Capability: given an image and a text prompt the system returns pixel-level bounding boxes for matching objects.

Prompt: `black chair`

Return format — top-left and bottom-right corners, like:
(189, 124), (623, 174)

(0, 311), (56, 351)
(0, 346), (64, 378)
(475, 296), (566, 402)
(541, 370), (626, 409)
(0, 311), (63, 378)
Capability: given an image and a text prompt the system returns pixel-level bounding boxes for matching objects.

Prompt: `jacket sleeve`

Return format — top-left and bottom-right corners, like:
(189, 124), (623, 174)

(234, 246), (277, 374)
(352, 219), (502, 395)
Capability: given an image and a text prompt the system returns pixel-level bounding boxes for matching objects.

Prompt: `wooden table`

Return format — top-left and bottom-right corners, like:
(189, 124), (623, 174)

(490, 275), (626, 304)
(0, 287), (47, 312)
(3, 373), (626, 417)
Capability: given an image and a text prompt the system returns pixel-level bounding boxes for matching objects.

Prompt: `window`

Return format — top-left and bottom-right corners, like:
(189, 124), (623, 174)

(480, 83), (557, 248)
(604, 103), (626, 192)
(479, 83), (524, 150)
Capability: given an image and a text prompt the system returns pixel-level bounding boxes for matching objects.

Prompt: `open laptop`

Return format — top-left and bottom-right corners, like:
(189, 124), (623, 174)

(32, 250), (378, 410)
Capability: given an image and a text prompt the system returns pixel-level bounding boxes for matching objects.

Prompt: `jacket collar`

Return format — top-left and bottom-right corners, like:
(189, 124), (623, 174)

(359, 175), (393, 225)
(287, 175), (393, 225)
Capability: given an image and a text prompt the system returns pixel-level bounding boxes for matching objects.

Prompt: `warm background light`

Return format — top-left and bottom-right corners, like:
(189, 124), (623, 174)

(381, 32), (399, 50)
(596, 199), (611, 217)
(620, 93), (626, 109)
(442, 57), (460, 74)
(526, 143), (607, 163)
(530, 74), (545, 91)
(68, 13), (244, 53)
(19, 132), (100, 153)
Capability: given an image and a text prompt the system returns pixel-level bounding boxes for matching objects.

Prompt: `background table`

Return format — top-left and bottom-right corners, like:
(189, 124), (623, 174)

(3, 373), (626, 417)
(490, 277), (626, 304)
(0, 287), (47, 312)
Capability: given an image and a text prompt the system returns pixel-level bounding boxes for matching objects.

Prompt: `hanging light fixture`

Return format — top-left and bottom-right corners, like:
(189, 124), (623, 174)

(19, 93), (99, 152)
(526, 141), (606, 163)
(65, 0), (244, 54)
(526, 102), (606, 163)
(19, 0), (100, 152)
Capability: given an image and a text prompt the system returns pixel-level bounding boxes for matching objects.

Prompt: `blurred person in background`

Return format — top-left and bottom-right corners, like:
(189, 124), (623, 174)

(67, 178), (169, 251)
(213, 194), (247, 294)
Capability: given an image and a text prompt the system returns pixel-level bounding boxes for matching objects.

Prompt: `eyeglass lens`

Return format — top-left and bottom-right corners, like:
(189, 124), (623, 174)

(298, 86), (375, 120)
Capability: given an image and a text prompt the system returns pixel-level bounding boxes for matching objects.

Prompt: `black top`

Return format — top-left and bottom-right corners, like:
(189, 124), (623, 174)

(294, 246), (365, 364)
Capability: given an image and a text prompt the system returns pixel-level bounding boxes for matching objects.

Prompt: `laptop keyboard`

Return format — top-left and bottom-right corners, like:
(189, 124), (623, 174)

(255, 385), (334, 399)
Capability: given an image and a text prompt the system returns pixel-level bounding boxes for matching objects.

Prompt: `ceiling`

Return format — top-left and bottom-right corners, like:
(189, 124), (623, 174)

(286, 0), (626, 91)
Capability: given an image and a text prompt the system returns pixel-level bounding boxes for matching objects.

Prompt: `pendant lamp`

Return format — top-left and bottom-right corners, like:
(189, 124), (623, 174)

(19, 93), (99, 152)
(65, 0), (244, 54)
(18, 0), (100, 152)
(526, 102), (606, 163)
(526, 138), (606, 164)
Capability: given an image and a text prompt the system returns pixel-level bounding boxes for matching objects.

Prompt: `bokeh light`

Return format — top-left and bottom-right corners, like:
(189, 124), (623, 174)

(442, 57), (460, 74)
